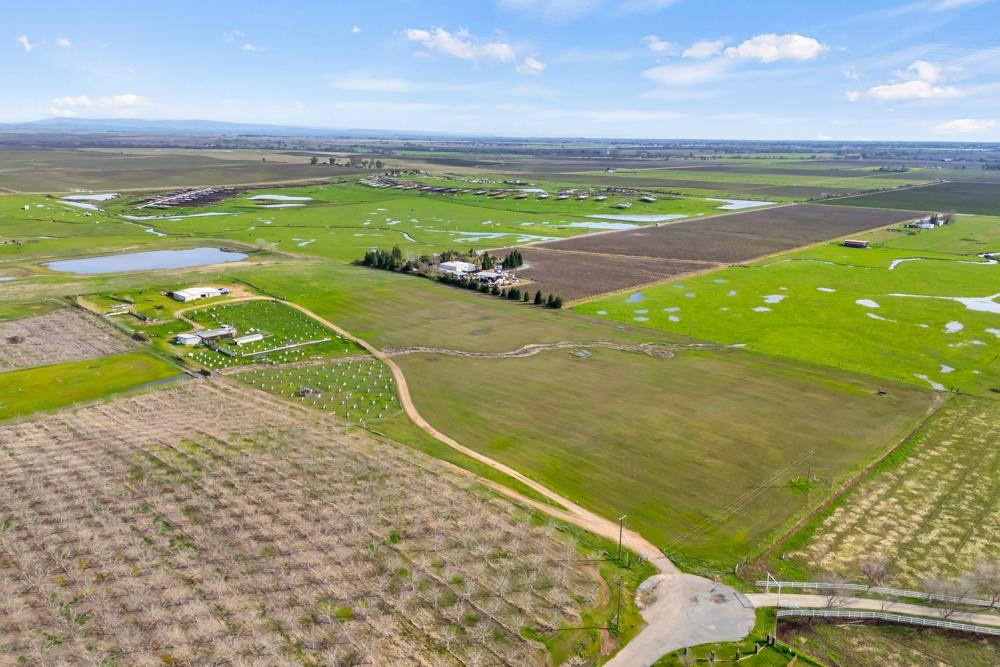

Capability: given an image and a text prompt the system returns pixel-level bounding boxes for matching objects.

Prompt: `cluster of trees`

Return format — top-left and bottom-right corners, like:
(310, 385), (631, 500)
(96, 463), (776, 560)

(360, 246), (407, 272)
(929, 212), (957, 225)
(983, 163), (1000, 171)
(437, 273), (563, 308)
(504, 249), (524, 268)
(308, 156), (386, 169)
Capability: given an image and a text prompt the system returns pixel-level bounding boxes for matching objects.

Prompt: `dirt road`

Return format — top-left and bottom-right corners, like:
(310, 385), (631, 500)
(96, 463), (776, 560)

(748, 592), (1000, 628)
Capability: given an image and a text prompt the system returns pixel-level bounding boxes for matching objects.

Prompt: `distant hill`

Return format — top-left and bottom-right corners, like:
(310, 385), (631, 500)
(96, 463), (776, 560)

(0, 117), (457, 138)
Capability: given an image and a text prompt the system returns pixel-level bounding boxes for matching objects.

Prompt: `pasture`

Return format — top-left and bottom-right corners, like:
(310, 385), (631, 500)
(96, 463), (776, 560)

(184, 300), (363, 369)
(577, 214), (1000, 393)
(774, 396), (1000, 587)
(0, 349), (181, 420)
(396, 346), (932, 569)
(0, 307), (134, 369)
(0, 380), (640, 665)
(822, 181), (1000, 216)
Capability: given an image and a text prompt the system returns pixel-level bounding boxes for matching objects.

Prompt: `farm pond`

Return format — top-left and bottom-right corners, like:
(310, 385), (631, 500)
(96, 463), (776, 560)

(45, 247), (248, 274)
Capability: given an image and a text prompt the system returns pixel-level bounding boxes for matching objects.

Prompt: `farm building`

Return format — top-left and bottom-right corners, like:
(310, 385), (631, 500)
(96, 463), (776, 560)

(640, 196), (657, 203)
(174, 333), (202, 346)
(197, 325), (236, 341)
(842, 239), (870, 248)
(170, 286), (230, 302)
(439, 260), (479, 276)
(232, 332), (264, 346)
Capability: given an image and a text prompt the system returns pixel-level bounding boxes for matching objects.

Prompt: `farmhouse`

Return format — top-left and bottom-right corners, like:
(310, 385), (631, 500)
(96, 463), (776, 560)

(170, 286), (230, 302)
(439, 260), (479, 276)
(842, 239), (870, 248)
(174, 333), (201, 346)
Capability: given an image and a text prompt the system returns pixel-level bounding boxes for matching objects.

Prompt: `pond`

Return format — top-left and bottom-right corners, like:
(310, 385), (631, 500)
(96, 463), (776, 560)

(45, 247), (248, 275)
(706, 198), (776, 210)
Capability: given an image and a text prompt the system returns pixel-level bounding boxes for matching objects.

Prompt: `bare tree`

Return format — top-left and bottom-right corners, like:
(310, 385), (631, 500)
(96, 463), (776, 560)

(922, 577), (972, 619)
(967, 560), (1000, 609)
(858, 557), (893, 591)
(819, 572), (851, 608)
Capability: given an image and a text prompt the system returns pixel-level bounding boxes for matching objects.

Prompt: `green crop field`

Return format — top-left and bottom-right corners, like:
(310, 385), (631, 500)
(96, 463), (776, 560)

(0, 349), (182, 419)
(577, 214), (1000, 394)
(820, 181), (1000, 216)
(395, 346), (932, 569)
(184, 299), (363, 369)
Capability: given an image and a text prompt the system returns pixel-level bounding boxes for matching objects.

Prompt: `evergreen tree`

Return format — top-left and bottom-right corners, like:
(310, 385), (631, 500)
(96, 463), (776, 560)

(546, 294), (556, 308)
(522, 292), (530, 302)
(534, 290), (543, 305)
(552, 296), (564, 309)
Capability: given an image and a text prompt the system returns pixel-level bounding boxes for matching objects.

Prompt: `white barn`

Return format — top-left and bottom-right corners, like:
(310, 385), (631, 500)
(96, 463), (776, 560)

(171, 286), (229, 302)
(439, 260), (479, 276)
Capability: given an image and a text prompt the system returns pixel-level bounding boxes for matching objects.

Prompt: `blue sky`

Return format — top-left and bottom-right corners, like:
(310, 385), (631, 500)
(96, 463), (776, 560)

(4, 0), (1000, 140)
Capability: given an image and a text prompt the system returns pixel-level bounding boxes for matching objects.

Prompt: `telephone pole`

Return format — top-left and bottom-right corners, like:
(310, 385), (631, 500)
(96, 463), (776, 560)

(617, 514), (627, 562)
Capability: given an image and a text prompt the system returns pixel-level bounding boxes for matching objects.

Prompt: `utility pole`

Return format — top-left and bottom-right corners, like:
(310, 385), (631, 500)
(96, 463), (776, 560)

(617, 514), (627, 563)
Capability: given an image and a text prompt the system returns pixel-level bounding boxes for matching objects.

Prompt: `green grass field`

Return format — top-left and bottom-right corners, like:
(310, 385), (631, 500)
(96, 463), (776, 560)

(0, 349), (182, 419)
(396, 346), (932, 569)
(184, 299), (363, 369)
(577, 215), (1000, 394)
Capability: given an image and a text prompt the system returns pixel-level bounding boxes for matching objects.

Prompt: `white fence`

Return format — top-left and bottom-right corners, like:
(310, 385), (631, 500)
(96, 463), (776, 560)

(756, 580), (996, 609)
(775, 609), (1000, 636)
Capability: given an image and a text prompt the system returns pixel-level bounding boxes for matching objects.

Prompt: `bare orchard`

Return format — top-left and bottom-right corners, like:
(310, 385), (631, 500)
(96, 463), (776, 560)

(0, 380), (604, 666)
(0, 308), (134, 369)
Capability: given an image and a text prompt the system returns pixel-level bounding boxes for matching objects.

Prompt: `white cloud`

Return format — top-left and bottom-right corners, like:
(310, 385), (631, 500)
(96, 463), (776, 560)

(843, 67), (860, 81)
(405, 27), (516, 63)
(242, 42), (257, 52)
(621, 0), (681, 11)
(724, 33), (826, 63)
(330, 74), (415, 92)
(866, 59), (962, 100)
(48, 108), (77, 118)
(934, 118), (996, 133)
(931, 0), (988, 11)
(643, 59), (729, 86)
(845, 90), (862, 102)
(17, 35), (34, 53)
(516, 56), (547, 75)
(101, 94), (152, 117)
(683, 39), (726, 59)
(51, 95), (93, 108)
(55, 37), (72, 49)
(352, 26), (362, 34)
(643, 35), (676, 54)
(223, 29), (245, 43)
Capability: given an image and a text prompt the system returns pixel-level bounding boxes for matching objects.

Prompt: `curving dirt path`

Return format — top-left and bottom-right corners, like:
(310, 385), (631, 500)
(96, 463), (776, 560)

(182, 294), (755, 665)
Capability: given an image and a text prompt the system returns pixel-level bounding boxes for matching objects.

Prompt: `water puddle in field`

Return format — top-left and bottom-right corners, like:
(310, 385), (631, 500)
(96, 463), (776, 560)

(816, 287), (836, 293)
(888, 292), (1000, 314)
(144, 227), (166, 237)
(633, 317), (649, 322)
(915, 374), (946, 391)
(634, 309), (648, 314)
(258, 203), (305, 208)
(427, 230), (555, 243)
(752, 306), (771, 312)
(64, 193), (118, 202)
(60, 200), (100, 210)
(706, 198), (775, 210)
(625, 292), (646, 303)
(730, 343), (747, 348)
(940, 365), (955, 374)
(714, 278), (727, 284)
(727, 290), (738, 297)
(248, 194), (313, 201)
(668, 315), (680, 322)
(587, 214), (688, 223)
(566, 221), (639, 230)
(664, 307), (680, 313)
(867, 313), (896, 322)
(945, 321), (964, 333)
(123, 212), (234, 221)
(763, 295), (786, 304)
(596, 310), (607, 315)
(401, 232), (417, 242)
(856, 299), (880, 309)
(987, 328), (1000, 338)
(45, 247), (247, 274)
(889, 254), (998, 270)
(294, 239), (316, 247)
